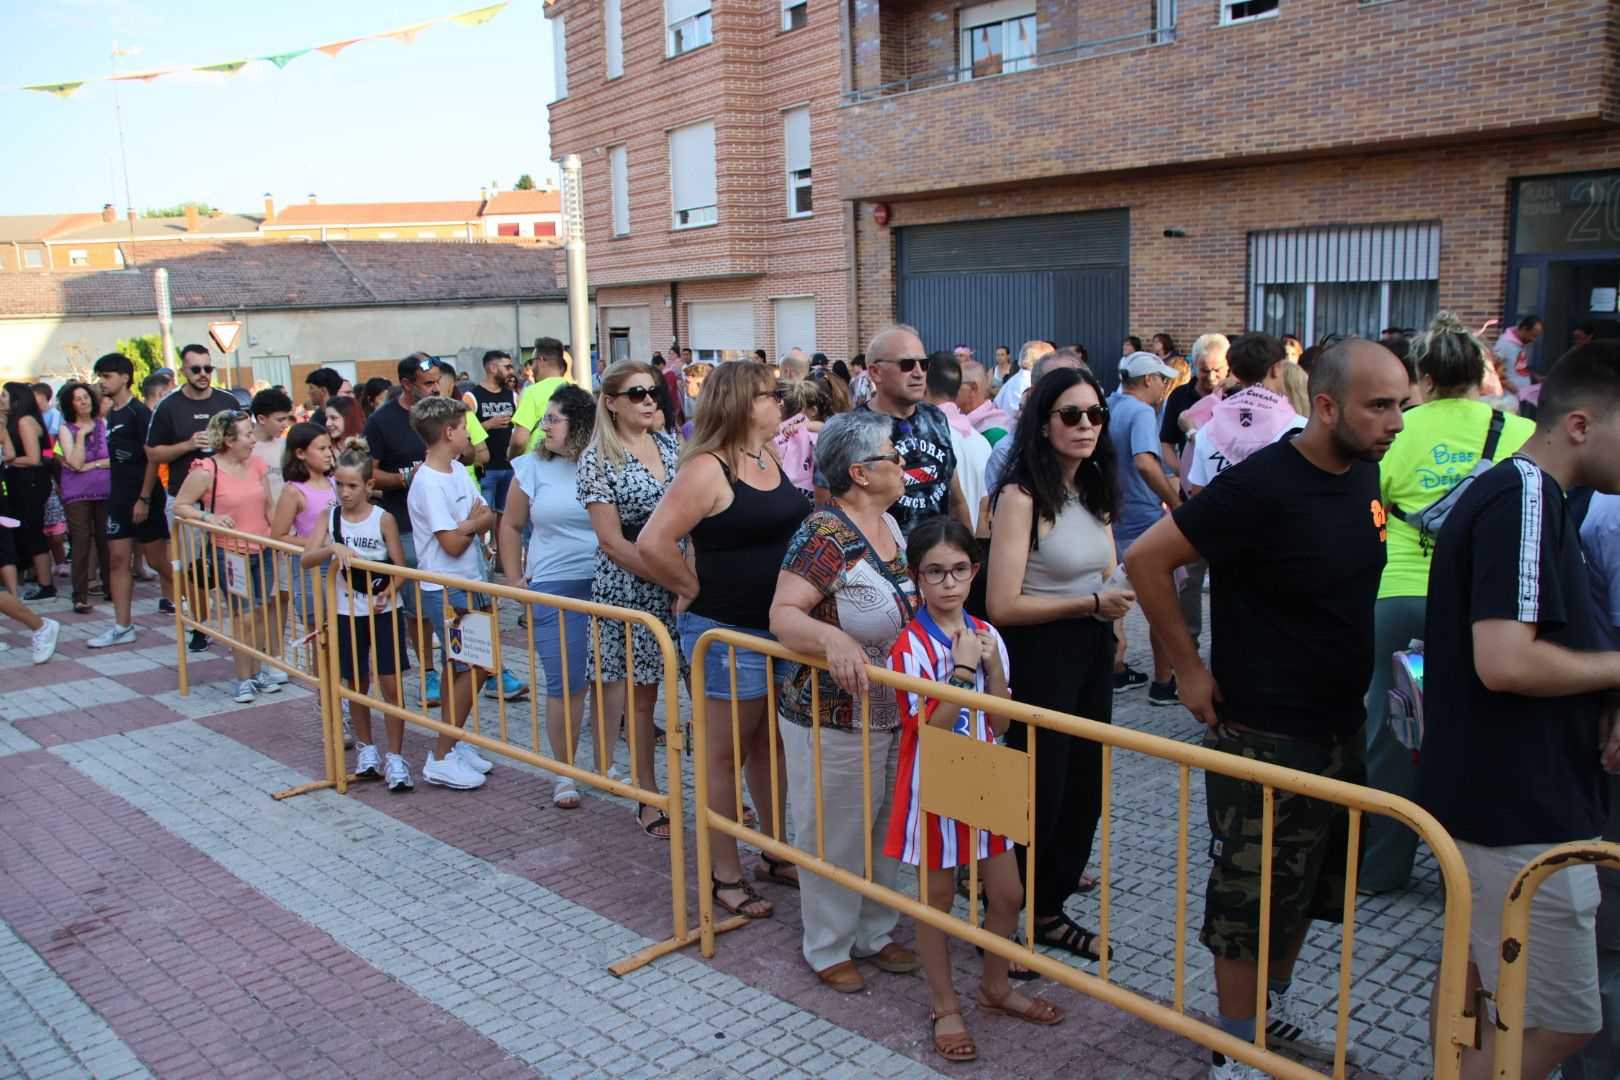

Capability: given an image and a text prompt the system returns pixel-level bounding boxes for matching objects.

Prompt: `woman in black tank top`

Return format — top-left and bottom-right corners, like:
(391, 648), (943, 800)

(640, 362), (809, 919)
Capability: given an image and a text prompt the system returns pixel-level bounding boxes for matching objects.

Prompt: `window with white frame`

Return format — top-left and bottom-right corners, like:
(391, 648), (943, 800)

(1220, 0), (1278, 25)
(609, 144), (630, 236)
(604, 0), (624, 78)
(783, 107), (811, 218)
(378, 231), (397, 239)
(666, 0), (712, 57)
(417, 230), (437, 239)
(1248, 223), (1439, 344)
(23, 248), (43, 268)
(551, 11), (569, 99)
(113, 247), (124, 266)
(669, 120), (717, 229)
(782, 0), (807, 31)
(68, 250), (89, 267)
(959, 1), (1036, 80)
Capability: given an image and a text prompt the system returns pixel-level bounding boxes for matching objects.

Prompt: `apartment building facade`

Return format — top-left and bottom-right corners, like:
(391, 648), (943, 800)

(839, 0), (1620, 386)
(546, 0), (851, 364)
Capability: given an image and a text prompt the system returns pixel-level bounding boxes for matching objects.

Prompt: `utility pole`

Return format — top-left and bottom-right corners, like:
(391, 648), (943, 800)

(560, 154), (590, 388)
(153, 267), (173, 374)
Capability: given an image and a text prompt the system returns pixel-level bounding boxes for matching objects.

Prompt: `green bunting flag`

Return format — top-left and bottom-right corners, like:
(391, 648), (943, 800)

(22, 81), (84, 98)
(260, 49), (310, 70)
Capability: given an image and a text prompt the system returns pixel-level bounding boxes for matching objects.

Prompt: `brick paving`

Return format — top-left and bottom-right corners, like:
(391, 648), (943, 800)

(0, 586), (1449, 1078)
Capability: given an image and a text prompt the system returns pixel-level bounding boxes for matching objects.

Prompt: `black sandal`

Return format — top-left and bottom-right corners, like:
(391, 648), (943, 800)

(713, 876), (773, 919)
(636, 806), (671, 840)
(1033, 914), (1103, 962)
(754, 853), (799, 889)
(973, 931), (1041, 981)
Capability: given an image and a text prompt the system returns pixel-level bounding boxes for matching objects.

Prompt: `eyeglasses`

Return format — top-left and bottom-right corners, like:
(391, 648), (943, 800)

(1050, 404), (1109, 427)
(876, 356), (931, 373)
(919, 562), (975, 585)
(756, 388), (785, 402)
(859, 451), (902, 466)
(607, 385), (658, 403)
(188, 365), (214, 375)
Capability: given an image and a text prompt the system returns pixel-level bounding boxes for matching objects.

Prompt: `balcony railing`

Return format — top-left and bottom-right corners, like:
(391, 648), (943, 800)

(843, 25), (1174, 105)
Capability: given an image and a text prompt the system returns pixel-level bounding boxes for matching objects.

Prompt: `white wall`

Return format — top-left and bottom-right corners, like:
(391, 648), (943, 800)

(0, 300), (592, 381)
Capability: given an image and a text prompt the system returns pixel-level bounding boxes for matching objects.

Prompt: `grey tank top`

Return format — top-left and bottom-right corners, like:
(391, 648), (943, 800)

(1021, 496), (1113, 599)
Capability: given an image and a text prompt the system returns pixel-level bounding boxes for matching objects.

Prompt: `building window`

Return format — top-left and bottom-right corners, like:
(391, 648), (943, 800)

(23, 248), (43, 268)
(784, 107), (811, 218)
(1220, 0), (1279, 25)
(113, 247), (124, 266)
(666, 0), (712, 57)
(417, 230), (437, 239)
(604, 0), (624, 78)
(782, 0), (807, 31)
(68, 250), (89, 267)
(551, 11), (568, 99)
(1248, 222), (1440, 343)
(378, 231), (398, 239)
(959, 1), (1036, 80)
(669, 120), (717, 229)
(774, 297), (816, 359)
(497, 222), (520, 237)
(609, 144), (630, 236)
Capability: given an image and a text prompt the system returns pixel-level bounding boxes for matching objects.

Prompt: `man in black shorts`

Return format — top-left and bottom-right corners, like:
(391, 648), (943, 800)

(1127, 339), (1411, 1078)
(91, 352), (176, 649)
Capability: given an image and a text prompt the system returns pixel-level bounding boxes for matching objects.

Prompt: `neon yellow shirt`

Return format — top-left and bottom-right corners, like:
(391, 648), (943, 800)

(512, 377), (568, 438)
(465, 412), (488, 484)
(1377, 398), (1533, 599)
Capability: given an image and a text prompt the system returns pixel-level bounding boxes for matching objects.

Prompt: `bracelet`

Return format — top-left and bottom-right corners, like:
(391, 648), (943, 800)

(952, 663), (975, 675)
(137, 495), (150, 503)
(948, 676), (975, 690)
(1092, 592), (1100, 614)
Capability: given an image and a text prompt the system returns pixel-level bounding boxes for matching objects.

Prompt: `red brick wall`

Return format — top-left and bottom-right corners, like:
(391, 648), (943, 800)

(842, 0), (1618, 200)
(852, 127), (1620, 352)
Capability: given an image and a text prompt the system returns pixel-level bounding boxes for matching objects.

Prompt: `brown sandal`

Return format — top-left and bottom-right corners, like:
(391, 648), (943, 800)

(977, 985), (1064, 1026)
(930, 1008), (978, 1063)
(712, 876), (773, 919)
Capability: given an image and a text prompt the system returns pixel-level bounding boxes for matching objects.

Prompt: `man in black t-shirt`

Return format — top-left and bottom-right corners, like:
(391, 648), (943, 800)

(362, 354), (438, 670)
(1126, 339), (1410, 1075)
(145, 344), (242, 497)
(1418, 342), (1620, 1078)
(462, 350), (518, 515)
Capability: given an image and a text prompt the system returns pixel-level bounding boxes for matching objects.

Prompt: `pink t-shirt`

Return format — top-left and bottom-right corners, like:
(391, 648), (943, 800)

(194, 455), (272, 552)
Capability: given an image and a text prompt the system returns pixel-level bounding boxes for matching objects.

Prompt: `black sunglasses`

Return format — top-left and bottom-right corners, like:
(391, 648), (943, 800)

(188, 364), (214, 374)
(1050, 404), (1108, 428)
(608, 385), (658, 404)
(757, 388), (785, 402)
(877, 356), (930, 373)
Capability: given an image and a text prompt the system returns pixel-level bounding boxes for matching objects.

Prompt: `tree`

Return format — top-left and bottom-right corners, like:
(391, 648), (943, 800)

(513, 174), (535, 190)
(114, 333), (173, 388)
(142, 201), (216, 219)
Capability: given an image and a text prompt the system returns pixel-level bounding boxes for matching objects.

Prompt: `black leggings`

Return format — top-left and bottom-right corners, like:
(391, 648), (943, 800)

(1001, 615), (1115, 919)
(6, 467), (51, 561)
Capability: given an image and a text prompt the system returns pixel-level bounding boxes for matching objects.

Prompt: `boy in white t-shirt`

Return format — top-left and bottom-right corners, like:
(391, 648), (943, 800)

(407, 396), (499, 790)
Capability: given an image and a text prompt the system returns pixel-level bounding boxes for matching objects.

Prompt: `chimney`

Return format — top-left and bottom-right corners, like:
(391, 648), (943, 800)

(263, 193), (275, 224)
(210, 208), (224, 218)
(126, 209), (136, 223)
(307, 193), (317, 205)
(101, 203), (116, 223)
(480, 186), (488, 202)
(185, 204), (198, 232)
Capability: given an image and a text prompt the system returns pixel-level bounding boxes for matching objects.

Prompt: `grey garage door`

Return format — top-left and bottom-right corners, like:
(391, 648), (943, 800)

(897, 209), (1130, 391)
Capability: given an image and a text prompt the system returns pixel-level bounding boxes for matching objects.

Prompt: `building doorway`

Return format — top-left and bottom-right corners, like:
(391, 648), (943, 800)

(1508, 169), (1620, 365)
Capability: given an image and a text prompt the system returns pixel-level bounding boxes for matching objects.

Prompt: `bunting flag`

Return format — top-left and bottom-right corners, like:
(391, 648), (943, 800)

(2, 1), (511, 96)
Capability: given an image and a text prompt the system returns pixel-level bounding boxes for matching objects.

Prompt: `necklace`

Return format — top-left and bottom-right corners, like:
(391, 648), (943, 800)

(742, 447), (767, 471)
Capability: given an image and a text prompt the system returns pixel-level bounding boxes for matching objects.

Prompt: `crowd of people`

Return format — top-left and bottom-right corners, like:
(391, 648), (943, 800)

(4, 316), (1616, 1079)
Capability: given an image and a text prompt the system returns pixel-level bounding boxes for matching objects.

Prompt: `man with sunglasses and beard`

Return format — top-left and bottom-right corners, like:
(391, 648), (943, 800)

(1125, 339), (1410, 1078)
(815, 325), (969, 537)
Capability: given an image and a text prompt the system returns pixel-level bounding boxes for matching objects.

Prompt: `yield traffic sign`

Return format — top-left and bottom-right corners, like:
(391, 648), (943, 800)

(208, 321), (242, 353)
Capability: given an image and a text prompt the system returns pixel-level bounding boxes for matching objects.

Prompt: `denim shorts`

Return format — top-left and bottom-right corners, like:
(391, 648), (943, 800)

(529, 577), (592, 698)
(480, 467), (514, 514)
(678, 610), (776, 702)
(215, 549), (275, 612)
(422, 586), (484, 674)
(288, 563), (329, 625)
(396, 530), (421, 620)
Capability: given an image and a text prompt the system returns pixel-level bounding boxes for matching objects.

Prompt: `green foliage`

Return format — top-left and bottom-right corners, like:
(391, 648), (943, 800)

(513, 174), (535, 191)
(142, 201), (216, 219)
(113, 334), (173, 387)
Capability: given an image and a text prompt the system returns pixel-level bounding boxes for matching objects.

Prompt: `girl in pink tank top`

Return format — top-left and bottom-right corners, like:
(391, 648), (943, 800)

(271, 423), (338, 632)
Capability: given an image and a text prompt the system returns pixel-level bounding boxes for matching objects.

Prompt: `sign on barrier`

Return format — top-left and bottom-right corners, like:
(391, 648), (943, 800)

(446, 610), (496, 670)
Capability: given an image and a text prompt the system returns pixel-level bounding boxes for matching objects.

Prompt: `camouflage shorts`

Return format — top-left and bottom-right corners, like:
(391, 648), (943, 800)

(1200, 722), (1366, 964)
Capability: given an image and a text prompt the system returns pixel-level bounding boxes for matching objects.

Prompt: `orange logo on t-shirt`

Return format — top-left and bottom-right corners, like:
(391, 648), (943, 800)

(1370, 499), (1387, 543)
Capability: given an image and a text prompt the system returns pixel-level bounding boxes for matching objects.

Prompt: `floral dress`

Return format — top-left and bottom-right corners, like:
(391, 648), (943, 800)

(576, 432), (685, 685)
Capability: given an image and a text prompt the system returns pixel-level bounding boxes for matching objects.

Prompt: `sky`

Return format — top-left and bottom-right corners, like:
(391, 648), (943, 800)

(0, 0), (560, 216)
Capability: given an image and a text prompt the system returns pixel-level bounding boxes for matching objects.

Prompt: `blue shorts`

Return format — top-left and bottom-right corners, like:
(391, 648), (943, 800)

(480, 468), (514, 514)
(422, 586), (485, 675)
(397, 531), (420, 621)
(288, 563), (328, 625)
(678, 610), (776, 702)
(215, 549), (275, 611)
(529, 577), (592, 698)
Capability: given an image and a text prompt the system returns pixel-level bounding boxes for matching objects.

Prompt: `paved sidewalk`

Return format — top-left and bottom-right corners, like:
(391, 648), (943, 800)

(0, 588), (1447, 1078)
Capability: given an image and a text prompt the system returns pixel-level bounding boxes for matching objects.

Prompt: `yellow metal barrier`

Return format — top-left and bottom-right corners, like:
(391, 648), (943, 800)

(1490, 839), (1620, 1080)
(690, 627), (1478, 1080)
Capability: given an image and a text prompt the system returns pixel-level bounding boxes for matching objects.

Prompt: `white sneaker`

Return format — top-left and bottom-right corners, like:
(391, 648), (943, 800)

(423, 752), (485, 790)
(354, 743), (381, 778)
(341, 712), (354, 749)
(87, 624), (136, 649)
(257, 666), (290, 687)
(384, 753), (413, 793)
(251, 672), (283, 695)
(1266, 989), (1352, 1064)
(1210, 1057), (1267, 1080)
(450, 740), (494, 775)
(30, 619), (59, 665)
(233, 679), (258, 704)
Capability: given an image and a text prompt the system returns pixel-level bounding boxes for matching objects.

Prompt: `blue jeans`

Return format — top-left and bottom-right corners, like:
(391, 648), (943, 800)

(422, 586), (485, 675)
(678, 610), (776, 702)
(529, 577), (593, 698)
(480, 467), (514, 514)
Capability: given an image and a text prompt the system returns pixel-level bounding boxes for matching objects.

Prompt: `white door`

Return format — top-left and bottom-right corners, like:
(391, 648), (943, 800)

(601, 305), (651, 363)
(251, 355), (293, 390)
(326, 360), (358, 386)
(773, 296), (816, 360)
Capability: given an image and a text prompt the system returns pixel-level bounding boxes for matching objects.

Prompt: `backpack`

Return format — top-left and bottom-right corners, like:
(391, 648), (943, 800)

(1386, 639), (1425, 753)
(1390, 409), (1506, 543)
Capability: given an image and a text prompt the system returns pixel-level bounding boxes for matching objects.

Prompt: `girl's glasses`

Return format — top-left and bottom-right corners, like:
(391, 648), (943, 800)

(1050, 404), (1108, 427)
(919, 563), (974, 585)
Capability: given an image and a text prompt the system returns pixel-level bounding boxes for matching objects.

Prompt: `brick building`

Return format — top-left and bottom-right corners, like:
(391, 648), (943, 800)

(839, 0), (1620, 385)
(546, 0), (851, 364)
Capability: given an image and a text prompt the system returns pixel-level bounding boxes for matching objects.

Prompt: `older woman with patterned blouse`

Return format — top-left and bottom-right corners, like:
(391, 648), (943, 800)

(769, 408), (920, 994)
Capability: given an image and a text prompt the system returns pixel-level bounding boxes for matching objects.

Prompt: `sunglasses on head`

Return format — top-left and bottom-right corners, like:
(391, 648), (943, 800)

(877, 356), (931, 373)
(608, 385), (658, 404)
(1050, 404), (1108, 428)
(188, 364), (214, 374)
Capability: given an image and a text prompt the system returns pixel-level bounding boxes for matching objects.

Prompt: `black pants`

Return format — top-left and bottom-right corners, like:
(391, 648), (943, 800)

(1001, 615), (1115, 919)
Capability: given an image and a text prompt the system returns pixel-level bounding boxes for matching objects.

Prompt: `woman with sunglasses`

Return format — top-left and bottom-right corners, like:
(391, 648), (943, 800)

(639, 362), (809, 918)
(576, 360), (685, 838)
(172, 409), (284, 704)
(986, 366), (1134, 965)
(768, 408), (920, 993)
